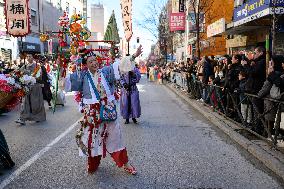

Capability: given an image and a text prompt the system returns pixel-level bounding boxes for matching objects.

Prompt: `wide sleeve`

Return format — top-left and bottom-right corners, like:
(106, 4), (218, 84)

(120, 73), (127, 86)
(257, 80), (272, 98)
(70, 71), (84, 92)
(131, 68), (141, 84)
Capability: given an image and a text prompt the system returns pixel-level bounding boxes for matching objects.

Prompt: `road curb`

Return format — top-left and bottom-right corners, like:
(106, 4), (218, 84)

(165, 83), (284, 181)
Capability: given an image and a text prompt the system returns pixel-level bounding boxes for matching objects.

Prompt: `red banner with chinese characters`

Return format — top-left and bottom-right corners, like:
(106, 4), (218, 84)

(169, 12), (185, 32)
(120, 0), (132, 42)
(4, 0), (30, 37)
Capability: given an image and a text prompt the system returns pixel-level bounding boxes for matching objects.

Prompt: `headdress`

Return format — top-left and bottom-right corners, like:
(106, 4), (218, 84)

(79, 49), (102, 65)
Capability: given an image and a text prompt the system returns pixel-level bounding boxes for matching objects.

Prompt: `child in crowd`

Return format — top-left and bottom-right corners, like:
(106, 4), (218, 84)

(237, 71), (252, 125)
(208, 75), (217, 107)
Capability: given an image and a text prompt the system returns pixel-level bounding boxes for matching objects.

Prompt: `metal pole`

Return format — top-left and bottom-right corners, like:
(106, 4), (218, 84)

(271, 0), (276, 56)
(165, 40), (167, 65)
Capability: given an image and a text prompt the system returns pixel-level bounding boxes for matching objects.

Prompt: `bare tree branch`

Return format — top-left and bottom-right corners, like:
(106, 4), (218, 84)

(136, 0), (167, 39)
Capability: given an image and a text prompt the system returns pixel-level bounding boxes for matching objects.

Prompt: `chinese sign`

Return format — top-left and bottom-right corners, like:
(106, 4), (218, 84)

(169, 12), (185, 32)
(120, 0), (132, 42)
(4, 0), (30, 37)
(207, 18), (226, 38)
(233, 0), (284, 26)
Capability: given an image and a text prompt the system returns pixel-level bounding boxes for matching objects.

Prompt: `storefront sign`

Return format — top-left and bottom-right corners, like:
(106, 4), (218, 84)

(19, 42), (41, 53)
(207, 18), (226, 38)
(120, 0), (132, 42)
(179, 0), (185, 12)
(226, 35), (248, 48)
(233, 0), (284, 27)
(170, 12), (185, 31)
(4, 0), (30, 37)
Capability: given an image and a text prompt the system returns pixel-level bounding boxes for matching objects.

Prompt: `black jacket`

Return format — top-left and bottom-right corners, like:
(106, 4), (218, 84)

(245, 55), (266, 94)
(224, 63), (242, 92)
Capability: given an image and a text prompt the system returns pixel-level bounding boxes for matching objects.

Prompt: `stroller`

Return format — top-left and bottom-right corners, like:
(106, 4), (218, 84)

(0, 129), (15, 169)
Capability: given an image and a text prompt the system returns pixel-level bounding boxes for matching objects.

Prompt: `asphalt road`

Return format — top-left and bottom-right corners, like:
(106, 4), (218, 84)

(0, 75), (283, 189)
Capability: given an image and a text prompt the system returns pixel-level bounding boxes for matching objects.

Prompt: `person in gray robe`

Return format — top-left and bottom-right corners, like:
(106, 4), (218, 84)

(15, 54), (46, 125)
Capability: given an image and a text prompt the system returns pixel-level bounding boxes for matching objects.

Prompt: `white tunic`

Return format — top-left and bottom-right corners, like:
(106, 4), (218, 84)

(78, 70), (125, 157)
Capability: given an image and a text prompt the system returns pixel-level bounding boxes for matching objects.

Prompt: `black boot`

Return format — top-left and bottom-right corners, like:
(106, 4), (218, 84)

(132, 118), (138, 124)
(125, 119), (129, 124)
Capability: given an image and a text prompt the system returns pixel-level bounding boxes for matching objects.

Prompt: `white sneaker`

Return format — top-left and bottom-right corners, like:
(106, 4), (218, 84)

(15, 118), (25, 125)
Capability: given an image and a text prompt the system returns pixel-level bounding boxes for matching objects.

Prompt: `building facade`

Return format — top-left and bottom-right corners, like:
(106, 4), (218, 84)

(88, 3), (109, 49)
(226, 0), (284, 56)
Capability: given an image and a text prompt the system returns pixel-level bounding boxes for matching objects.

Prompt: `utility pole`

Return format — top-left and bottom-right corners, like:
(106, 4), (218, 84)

(195, 0), (201, 59)
(271, 0), (277, 56)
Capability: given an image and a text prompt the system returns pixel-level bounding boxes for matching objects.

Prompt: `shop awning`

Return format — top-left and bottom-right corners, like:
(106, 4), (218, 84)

(225, 25), (269, 35)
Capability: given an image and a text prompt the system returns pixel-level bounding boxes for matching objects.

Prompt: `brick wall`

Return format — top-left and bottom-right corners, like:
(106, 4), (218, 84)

(200, 0), (234, 57)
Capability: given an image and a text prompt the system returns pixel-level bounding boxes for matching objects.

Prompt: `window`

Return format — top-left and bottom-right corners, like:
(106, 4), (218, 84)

(31, 9), (37, 25)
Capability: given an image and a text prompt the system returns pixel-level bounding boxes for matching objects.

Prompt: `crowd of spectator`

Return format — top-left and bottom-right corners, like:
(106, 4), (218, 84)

(163, 46), (284, 140)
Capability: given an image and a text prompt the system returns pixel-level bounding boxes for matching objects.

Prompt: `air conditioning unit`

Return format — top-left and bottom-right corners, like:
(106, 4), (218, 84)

(234, 0), (244, 7)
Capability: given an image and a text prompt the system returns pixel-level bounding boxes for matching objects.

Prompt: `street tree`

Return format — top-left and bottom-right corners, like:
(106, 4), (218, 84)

(187, 0), (214, 58)
(137, 0), (168, 40)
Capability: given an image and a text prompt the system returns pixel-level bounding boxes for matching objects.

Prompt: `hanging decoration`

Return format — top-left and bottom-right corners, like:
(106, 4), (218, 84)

(68, 13), (91, 55)
(57, 12), (69, 47)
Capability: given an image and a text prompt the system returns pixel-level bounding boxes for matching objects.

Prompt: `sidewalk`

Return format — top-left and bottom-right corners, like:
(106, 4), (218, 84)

(165, 82), (284, 181)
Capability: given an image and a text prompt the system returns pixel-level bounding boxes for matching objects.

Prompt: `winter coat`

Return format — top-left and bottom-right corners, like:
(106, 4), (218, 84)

(238, 78), (248, 104)
(203, 60), (214, 84)
(258, 80), (278, 122)
(224, 63), (242, 92)
(245, 56), (266, 94)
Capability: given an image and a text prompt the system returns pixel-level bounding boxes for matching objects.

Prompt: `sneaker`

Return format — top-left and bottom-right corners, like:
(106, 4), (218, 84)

(15, 118), (25, 125)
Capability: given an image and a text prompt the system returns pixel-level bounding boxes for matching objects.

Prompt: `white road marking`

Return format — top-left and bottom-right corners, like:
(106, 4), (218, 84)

(0, 118), (81, 189)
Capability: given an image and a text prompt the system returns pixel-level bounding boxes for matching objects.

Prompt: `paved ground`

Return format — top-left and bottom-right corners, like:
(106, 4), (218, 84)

(0, 75), (283, 189)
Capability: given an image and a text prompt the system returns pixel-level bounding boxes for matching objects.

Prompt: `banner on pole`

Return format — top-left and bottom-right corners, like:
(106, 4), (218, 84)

(4, 0), (30, 37)
(120, 0), (132, 42)
(169, 12), (185, 32)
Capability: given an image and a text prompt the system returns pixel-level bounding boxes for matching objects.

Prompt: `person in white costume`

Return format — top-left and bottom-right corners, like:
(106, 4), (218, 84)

(71, 49), (140, 175)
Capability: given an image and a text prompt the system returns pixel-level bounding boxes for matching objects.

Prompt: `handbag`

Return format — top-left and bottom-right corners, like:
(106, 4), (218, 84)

(270, 84), (281, 99)
(86, 72), (117, 122)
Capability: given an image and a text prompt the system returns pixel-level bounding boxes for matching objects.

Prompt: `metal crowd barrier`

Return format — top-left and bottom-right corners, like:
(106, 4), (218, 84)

(171, 72), (189, 91)
(169, 72), (284, 148)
